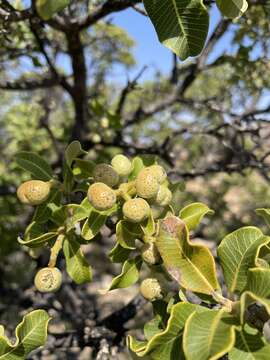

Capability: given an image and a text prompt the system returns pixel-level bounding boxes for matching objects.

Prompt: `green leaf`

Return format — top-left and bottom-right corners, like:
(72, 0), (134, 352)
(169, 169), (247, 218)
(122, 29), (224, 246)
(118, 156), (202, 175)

(66, 198), (92, 232)
(33, 188), (62, 223)
(143, 0), (209, 60)
(81, 211), (107, 240)
(143, 316), (164, 341)
(179, 202), (214, 231)
(18, 221), (57, 248)
(128, 302), (203, 359)
(73, 159), (95, 179)
(101, 256), (142, 293)
(240, 268), (270, 323)
(141, 213), (156, 236)
(183, 309), (236, 360)
(116, 220), (142, 250)
(63, 237), (92, 284)
(0, 309), (50, 359)
(15, 151), (53, 181)
(218, 227), (270, 293)
(36, 0), (71, 20)
(65, 141), (87, 168)
(109, 242), (131, 263)
(256, 208), (270, 228)
(63, 161), (74, 193)
(216, 0), (248, 19)
(156, 216), (219, 295)
(229, 328), (270, 360)
(129, 157), (145, 181)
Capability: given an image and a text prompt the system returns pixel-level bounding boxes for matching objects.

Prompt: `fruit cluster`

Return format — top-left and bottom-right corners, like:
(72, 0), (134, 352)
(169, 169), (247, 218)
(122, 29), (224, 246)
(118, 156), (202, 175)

(16, 154), (170, 299)
(87, 155), (172, 223)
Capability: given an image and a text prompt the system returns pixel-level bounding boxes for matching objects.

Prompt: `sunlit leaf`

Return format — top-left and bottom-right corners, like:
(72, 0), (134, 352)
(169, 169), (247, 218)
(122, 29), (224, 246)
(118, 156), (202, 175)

(179, 202), (214, 231)
(216, 0), (248, 19)
(156, 216), (220, 295)
(143, 0), (209, 60)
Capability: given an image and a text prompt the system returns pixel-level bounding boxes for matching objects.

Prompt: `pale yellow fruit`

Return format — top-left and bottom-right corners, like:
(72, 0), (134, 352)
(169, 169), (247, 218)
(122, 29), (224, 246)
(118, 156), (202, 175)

(111, 154), (132, 177)
(140, 278), (162, 301)
(93, 164), (119, 187)
(135, 169), (160, 199)
(17, 180), (51, 206)
(123, 198), (150, 223)
(154, 185), (172, 206)
(88, 182), (116, 211)
(147, 165), (167, 183)
(34, 267), (62, 293)
(141, 242), (161, 265)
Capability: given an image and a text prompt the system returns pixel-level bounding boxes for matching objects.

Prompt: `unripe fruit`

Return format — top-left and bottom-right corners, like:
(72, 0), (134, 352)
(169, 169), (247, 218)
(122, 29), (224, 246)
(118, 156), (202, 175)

(93, 164), (119, 187)
(17, 180), (51, 206)
(111, 154), (132, 177)
(140, 278), (162, 301)
(88, 182), (116, 211)
(148, 165), (167, 184)
(34, 267), (62, 293)
(123, 198), (150, 223)
(154, 185), (172, 207)
(135, 169), (160, 199)
(141, 242), (161, 265)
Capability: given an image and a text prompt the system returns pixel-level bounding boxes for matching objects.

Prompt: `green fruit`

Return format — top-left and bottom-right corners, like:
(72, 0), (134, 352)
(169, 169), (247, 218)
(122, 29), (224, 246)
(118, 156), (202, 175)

(88, 182), (116, 211)
(34, 267), (62, 293)
(141, 242), (161, 265)
(148, 165), (167, 183)
(135, 169), (160, 199)
(123, 198), (150, 223)
(93, 164), (119, 187)
(111, 154), (132, 177)
(17, 180), (51, 206)
(140, 278), (162, 301)
(154, 185), (172, 206)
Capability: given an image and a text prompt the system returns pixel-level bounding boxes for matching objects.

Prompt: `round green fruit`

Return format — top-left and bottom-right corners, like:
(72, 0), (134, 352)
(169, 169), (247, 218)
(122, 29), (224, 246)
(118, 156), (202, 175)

(93, 164), (119, 187)
(140, 278), (162, 301)
(141, 242), (161, 265)
(111, 154), (132, 177)
(88, 182), (116, 211)
(34, 267), (62, 293)
(154, 185), (172, 206)
(123, 198), (150, 223)
(135, 169), (160, 199)
(17, 180), (51, 206)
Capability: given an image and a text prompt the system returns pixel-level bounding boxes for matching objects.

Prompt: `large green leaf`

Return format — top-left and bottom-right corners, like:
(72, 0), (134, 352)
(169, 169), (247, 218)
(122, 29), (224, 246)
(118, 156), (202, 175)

(179, 202), (214, 231)
(240, 268), (270, 323)
(218, 227), (270, 293)
(15, 151), (53, 181)
(63, 237), (92, 284)
(183, 309), (236, 360)
(216, 0), (248, 19)
(229, 328), (270, 360)
(156, 216), (219, 295)
(101, 256), (142, 293)
(143, 0), (209, 60)
(0, 310), (50, 359)
(36, 0), (71, 20)
(128, 302), (203, 359)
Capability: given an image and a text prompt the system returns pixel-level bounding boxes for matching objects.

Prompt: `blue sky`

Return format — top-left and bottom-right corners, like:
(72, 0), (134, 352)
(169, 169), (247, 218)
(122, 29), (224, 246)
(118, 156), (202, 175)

(110, 5), (234, 80)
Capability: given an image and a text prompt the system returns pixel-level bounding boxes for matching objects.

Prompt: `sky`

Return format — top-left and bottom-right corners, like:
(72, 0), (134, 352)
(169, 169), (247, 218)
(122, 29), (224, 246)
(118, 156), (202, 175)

(110, 5), (234, 81)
